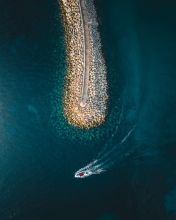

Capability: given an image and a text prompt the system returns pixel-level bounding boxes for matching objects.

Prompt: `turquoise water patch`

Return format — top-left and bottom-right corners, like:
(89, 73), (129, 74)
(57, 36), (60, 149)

(27, 104), (40, 121)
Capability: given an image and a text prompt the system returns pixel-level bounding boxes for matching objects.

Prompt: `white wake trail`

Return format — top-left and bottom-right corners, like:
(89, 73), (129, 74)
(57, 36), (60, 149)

(75, 125), (137, 178)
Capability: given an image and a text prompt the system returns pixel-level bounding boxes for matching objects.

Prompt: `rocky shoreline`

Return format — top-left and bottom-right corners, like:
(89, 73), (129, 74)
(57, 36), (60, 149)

(59, 0), (108, 129)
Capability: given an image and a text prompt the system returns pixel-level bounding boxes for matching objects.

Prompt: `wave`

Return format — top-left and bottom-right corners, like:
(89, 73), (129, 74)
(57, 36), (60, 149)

(74, 124), (137, 178)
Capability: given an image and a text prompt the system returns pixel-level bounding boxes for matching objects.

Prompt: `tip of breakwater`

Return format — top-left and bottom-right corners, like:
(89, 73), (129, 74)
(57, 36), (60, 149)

(59, 0), (108, 129)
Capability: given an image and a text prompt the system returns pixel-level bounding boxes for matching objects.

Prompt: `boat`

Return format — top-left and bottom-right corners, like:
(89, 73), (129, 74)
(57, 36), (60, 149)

(75, 170), (92, 178)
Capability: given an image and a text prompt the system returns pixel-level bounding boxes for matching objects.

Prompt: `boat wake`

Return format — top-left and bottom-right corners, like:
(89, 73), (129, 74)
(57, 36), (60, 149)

(74, 124), (137, 178)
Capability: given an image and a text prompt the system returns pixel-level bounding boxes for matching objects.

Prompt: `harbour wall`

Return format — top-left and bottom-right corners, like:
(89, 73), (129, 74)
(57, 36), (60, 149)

(59, 0), (108, 129)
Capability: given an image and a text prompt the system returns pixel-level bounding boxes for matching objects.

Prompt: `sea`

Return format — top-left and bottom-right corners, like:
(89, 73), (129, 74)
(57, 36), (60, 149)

(0, 0), (176, 219)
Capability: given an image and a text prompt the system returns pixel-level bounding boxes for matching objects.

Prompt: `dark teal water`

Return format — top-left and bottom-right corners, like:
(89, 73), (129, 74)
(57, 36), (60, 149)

(0, 0), (176, 219)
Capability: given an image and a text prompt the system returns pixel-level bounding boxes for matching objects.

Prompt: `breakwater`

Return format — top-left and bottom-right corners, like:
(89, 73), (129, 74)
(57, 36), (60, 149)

(59, 0), (108, 129)
(79, 0), (90, 107)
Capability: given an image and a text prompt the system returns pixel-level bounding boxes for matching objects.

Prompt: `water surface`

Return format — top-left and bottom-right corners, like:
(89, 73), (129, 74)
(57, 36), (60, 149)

(0, 0), (176, 219)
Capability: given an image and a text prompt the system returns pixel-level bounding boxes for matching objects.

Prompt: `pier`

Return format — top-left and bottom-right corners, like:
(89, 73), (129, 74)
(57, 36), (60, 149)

(59, 0), (108, 129)
(79, 0), (90, 107)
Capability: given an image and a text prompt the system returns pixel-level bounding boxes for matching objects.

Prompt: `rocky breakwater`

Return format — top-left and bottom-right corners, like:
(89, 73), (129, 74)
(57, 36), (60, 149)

(59, 0), (108, 129)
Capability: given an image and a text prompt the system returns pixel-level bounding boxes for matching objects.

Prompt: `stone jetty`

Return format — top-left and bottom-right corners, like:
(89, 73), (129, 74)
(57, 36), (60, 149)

(79, 0), (90, 107)
(59, 0), (108, 129)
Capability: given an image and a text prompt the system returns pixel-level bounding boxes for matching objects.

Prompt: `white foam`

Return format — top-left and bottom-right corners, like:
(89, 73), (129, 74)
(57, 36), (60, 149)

(74, 124), (137, 178)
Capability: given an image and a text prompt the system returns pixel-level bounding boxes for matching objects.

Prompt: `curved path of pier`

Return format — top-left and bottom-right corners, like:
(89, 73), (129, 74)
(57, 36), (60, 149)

(79, 0), (90, 107)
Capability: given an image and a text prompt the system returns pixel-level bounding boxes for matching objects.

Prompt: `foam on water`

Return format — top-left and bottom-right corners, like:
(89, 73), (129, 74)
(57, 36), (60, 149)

(75, 124), (137, 178)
